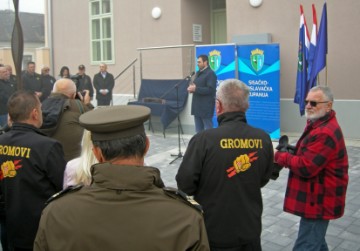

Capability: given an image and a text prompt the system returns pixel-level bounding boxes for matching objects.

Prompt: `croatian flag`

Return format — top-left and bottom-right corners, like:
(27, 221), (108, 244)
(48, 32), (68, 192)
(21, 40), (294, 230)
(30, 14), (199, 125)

(309, 2), (328, 88)
(307, 4), (317, 86)
(294, 5), (310, 116)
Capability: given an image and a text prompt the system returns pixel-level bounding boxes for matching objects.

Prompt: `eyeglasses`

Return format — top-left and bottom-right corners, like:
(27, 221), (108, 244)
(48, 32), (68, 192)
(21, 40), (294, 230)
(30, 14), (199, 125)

(305, 100), (329, 107)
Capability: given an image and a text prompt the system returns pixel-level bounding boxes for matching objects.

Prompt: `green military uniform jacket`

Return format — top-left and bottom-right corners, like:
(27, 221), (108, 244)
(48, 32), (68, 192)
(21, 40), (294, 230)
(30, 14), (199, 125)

(34, 163), (209, 251)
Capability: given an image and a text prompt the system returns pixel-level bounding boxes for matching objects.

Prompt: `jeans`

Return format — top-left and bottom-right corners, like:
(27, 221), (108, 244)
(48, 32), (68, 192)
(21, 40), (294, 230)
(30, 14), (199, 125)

(194, 116), (213, 133)
(293, 217), (329, 251)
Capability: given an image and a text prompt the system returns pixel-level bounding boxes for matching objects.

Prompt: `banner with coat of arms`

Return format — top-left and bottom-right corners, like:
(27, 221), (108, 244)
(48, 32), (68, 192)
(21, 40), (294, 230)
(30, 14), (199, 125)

(194, 43), (280, 139)
(237, 44), (280, 139)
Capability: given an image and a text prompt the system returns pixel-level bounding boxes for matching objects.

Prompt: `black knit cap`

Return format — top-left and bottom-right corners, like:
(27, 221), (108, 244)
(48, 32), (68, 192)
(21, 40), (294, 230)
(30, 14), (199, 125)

(79, 105), (150, 141)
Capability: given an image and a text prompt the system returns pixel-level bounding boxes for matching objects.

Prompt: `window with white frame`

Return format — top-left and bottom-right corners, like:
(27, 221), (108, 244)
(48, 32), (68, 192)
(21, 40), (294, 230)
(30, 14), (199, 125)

(90, 0), (114, 63)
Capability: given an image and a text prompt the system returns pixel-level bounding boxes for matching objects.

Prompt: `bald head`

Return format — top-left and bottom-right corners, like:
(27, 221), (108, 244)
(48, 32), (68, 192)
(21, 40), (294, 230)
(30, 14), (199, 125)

(53, 78), (77, 98)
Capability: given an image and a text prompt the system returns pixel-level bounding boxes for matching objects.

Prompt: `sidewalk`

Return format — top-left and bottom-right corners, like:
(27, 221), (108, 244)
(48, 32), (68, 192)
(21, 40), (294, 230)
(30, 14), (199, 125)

(145, 132), (360, 251)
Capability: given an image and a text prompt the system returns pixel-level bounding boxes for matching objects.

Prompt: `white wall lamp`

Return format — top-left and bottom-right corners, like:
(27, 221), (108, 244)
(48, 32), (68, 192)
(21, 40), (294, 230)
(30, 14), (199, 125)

(249, 0), (263, 8)
(151, 7), (162, 19)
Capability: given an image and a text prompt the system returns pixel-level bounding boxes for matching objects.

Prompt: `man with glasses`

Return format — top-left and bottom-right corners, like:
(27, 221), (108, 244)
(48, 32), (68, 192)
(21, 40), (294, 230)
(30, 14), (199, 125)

(275, 85), (349, 250)
(40, 66), (56, 102)
(188, 55), (217, 133)
(4, 65), (17, 88)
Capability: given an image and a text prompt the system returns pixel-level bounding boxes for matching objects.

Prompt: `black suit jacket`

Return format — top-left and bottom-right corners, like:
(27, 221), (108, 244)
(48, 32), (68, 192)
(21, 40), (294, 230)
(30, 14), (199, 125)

(93, 72), (114, 102)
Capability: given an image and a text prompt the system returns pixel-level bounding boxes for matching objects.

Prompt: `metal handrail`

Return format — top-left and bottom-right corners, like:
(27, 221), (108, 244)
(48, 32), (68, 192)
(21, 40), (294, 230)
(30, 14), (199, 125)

(114, 58), (138, 80)
(137, 44), (195, 81)
(137, 44), (195, 51)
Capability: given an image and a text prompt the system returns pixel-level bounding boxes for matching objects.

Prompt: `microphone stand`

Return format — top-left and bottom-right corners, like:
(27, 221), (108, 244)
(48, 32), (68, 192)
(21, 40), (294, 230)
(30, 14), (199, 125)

(169, 73), (194, 164)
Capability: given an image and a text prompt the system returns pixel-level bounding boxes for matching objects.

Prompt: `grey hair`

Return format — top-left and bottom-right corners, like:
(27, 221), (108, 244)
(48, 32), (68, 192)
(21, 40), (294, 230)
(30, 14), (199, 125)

(216, 79), (250, 112)
(309, 85), (334, 101)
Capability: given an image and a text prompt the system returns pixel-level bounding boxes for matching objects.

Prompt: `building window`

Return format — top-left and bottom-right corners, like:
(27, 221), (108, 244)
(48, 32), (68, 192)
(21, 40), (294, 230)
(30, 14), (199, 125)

(90, 0), (114, 63)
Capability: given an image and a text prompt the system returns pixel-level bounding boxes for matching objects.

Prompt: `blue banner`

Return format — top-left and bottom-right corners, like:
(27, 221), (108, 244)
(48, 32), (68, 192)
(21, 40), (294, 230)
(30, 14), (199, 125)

(237, 44), (280, 139)
(195, 44), (236, 127)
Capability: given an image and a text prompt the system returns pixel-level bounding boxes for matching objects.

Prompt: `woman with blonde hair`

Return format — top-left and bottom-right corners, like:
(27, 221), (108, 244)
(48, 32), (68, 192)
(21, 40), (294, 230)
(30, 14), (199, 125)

(63, 130), (97, 188)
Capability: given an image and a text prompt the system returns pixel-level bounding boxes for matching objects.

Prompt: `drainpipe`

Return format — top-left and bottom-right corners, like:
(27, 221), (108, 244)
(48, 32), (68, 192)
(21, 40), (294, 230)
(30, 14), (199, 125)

(46, 0), (54, 76)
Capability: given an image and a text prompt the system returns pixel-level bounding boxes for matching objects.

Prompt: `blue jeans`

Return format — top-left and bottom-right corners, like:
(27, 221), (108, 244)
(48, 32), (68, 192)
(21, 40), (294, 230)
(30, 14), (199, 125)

(194, 116), (213, 133)
(293, 217), (329, 251)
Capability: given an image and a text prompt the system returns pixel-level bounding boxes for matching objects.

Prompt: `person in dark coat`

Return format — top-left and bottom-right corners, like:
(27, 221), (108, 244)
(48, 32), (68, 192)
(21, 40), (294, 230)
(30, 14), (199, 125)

(177, 79), (274, 251)
(0, 67), (16, 127)
(0, 90), (66, 251)
(76, 64), (94, 99)
(40, 66), (56, 102)
(34, 105), (210, 251)
(4, 65), (16, 88)
(22, 61), (45, 100)
(93, 63), (114, 106)
(0, 66), (16, 251)
(188, 55), (217, 133)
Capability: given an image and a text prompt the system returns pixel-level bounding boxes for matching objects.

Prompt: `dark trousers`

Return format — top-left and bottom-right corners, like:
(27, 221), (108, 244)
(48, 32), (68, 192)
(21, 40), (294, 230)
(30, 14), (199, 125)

(97, 99), (111, 106)
(210, 239), (261, 251)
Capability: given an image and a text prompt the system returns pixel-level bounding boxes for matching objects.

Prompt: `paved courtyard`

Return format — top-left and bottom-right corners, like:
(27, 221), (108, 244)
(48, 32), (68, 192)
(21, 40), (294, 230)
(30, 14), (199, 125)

(145, 131), (360, 251)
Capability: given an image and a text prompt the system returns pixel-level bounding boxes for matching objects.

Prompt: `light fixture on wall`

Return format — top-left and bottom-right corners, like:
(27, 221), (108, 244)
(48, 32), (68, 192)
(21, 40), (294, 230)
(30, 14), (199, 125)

(151, 7), (162, 19)
(249, 0), (263, 8)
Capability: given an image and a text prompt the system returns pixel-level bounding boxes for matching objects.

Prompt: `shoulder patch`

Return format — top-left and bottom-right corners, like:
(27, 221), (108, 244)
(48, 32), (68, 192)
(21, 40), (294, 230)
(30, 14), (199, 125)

(45, 184), (84, 205)
(163, 187), (203, 213)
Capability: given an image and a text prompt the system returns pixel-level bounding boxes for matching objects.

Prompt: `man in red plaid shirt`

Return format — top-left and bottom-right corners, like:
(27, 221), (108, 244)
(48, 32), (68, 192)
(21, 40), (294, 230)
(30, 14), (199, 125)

(275, 85), (349, 251)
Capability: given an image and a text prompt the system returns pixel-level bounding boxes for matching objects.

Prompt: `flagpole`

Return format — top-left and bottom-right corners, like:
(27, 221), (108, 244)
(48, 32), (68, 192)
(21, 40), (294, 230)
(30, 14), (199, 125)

(309, 1), (327, 88)
(325, 0), (328, 86)
(325, 57), (328, 86)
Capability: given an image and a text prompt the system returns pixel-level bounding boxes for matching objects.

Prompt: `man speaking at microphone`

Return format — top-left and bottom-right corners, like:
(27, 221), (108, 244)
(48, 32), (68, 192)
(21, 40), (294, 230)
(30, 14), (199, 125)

(188, 55), (217, 133)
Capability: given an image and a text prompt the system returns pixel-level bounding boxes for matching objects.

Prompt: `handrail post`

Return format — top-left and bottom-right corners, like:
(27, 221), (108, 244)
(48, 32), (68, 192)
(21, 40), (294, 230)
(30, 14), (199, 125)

(133, 65), (136, 99)
(139, 51), (143, 83)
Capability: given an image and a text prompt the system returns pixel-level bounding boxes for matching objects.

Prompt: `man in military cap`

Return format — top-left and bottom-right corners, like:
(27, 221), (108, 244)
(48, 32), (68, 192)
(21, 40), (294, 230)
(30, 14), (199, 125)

(34, 105), (210, 251)
(76, 64), (94, 99)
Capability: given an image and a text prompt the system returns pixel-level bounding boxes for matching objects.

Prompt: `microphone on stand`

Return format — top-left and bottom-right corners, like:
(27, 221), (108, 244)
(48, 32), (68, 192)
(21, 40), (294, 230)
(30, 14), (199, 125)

(186, 71), (196, 81)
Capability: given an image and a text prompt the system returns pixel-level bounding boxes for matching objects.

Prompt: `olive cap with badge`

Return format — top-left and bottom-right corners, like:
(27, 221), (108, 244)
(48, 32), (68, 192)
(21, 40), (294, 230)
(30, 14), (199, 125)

(79, 105), (151, 141)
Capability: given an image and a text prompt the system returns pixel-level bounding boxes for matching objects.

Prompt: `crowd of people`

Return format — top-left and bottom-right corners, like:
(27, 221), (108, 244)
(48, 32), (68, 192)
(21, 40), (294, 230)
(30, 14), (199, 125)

(0, 59), (350, 251)
(0, 62), (115, 129)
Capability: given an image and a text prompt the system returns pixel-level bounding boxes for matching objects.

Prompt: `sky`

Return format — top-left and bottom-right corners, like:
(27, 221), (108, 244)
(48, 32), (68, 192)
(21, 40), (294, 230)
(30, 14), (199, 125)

(0, 0), (44, 13)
